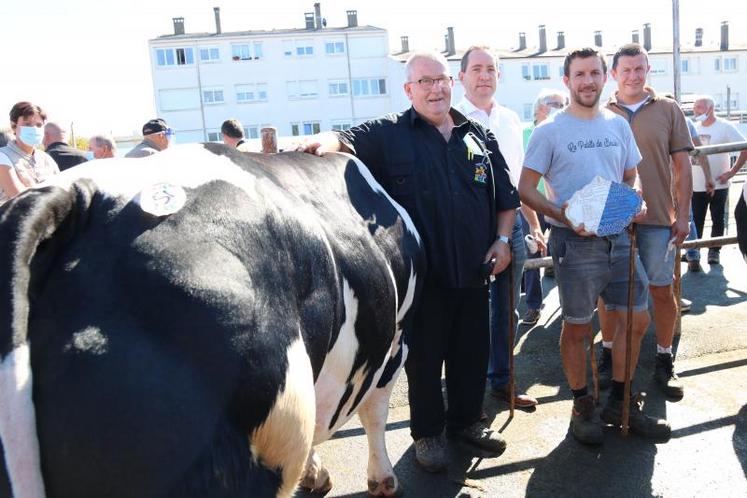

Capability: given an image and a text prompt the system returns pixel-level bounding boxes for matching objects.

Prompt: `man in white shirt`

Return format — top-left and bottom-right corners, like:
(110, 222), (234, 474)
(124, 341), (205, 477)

(692, 95), (747, 265)
(455, 46), (541, 409)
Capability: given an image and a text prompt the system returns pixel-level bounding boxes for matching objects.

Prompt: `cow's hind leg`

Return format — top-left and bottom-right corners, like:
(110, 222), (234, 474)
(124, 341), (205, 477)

(299, 448), (332, 494)
(358, 375), (403, 497)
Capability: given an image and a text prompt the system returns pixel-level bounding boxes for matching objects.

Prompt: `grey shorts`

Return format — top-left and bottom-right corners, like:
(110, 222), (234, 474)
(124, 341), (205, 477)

(636, 224), (676, 286)
(549, 227), (649, 324)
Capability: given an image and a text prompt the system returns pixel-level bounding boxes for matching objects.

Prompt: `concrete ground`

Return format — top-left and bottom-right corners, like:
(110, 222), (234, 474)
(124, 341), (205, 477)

(299, 179), (747, 498)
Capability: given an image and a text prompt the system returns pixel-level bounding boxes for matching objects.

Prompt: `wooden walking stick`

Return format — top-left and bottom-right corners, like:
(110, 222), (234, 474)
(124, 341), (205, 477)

(508, 253), (516, 418)
(589, 327), (599, 404)
(622, 223), (638, 437)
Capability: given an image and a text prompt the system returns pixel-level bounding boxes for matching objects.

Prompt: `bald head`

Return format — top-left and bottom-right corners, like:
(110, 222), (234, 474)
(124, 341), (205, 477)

(43, 122), (66, 147)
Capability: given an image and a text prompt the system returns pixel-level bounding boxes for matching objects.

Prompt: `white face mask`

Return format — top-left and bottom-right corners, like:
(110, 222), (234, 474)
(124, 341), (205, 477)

(693, 113), (708, 122)
(18, 125), (44, 146)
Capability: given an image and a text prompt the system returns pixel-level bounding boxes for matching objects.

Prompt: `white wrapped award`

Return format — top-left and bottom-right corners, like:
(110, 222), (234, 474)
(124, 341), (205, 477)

(564, 176), (643, 236)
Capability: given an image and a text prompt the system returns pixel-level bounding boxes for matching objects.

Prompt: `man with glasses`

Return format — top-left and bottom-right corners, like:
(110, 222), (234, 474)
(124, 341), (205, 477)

(455, 46), (540, 410)
(126, 118), (174, 158)
(298, 50), (519, 472)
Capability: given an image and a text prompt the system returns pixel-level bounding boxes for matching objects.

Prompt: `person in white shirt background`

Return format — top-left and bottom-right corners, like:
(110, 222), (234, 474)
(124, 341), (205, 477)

(455, 46), (542, 410)
(691, 95), (747, 265)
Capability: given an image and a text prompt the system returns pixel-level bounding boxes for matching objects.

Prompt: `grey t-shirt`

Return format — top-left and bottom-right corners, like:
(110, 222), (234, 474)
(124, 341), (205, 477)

(524, 108), (642, 226)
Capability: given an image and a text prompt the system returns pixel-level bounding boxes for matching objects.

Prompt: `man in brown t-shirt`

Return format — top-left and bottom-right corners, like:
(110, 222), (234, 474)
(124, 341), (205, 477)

(599, 43), (693, 400)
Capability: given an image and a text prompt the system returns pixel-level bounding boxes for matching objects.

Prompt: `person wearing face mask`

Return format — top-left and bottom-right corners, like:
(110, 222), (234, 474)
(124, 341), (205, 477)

(43, 121), (89, 171)
(690, 95), (747, 266)
(0, 101), (60, 205)
(88, 134), (118, 159)
(125, 118), (174, 158)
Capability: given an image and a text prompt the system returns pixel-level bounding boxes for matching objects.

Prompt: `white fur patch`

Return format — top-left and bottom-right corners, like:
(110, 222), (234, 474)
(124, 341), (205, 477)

(0, 344), (47, 498)
(250, 336), (316, 498)
(341, 153), (422, 245)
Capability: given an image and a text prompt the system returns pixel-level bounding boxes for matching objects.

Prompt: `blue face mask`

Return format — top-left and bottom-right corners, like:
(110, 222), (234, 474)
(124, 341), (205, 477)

(18, 125), (44, 146)
(85, 150), (95, 161)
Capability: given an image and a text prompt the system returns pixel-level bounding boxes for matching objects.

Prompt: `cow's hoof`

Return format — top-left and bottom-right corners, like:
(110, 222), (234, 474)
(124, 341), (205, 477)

(299, 468), (333, 495)
(367, 476), (403, 497)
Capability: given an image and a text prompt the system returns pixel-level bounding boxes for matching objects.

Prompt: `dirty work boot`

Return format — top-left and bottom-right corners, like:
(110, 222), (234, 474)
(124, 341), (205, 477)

(597, 347), (612, 390)
(601, 392), (671, 440)
(570, 394), (604, 445)
(414, 434), (447, 473)
(447, 421), (507, 458)
(654, 353), (685, 399)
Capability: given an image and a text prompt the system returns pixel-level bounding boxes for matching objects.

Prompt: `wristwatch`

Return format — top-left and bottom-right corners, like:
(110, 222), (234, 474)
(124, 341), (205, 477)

(496, 235), (510, 245)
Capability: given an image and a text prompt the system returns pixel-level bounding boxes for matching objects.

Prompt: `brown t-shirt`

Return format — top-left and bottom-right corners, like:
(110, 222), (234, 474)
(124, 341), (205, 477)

(606, 87), (693, 226)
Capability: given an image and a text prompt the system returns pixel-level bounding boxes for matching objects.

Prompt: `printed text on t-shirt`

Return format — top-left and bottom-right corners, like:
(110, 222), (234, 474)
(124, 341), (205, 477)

(567, 137), (620, 152)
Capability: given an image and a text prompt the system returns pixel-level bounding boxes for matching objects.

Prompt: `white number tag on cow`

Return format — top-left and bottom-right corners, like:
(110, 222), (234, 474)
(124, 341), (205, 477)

(137, 183), (187, 216)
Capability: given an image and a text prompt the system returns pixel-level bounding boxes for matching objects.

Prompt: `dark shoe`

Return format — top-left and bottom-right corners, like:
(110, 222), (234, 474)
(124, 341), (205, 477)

(522, 308), (541, 325)
(679, 298), (692, 313)
(544, 266), (555, 278)
(708, 252), (720, 265)
(570, 394), (604, 445)
(688, 261), (702, 273)
(654, 353), (685, 398)
(597, 347), (612, 390)
(447, 422), (507, 458)
(489, 385), (538, 408)
(601, 392), (671, 440)
(414, 434), (447, 473)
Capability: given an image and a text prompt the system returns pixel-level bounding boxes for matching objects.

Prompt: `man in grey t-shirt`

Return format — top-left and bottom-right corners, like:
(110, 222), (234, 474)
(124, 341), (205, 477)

(519, 47), (670, 445)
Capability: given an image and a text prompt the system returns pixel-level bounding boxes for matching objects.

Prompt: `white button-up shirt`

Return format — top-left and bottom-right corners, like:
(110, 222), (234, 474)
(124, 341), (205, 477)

(455, 98), (524, 186)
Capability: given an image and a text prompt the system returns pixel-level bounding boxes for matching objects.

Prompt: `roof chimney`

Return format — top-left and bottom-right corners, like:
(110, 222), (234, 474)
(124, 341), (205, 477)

(304, 12), (315, 29)
(401, 36), (409, 53)
(695, 27), (703, 47)
(213, 7), (221, 35)
(538, 25), (547, 53)
(556, 31), (565, 50)
(446, 27), (455, 56)
(314, 2), (322, 30)
(643, 23), (652, 51)
(632, 29), (639, 44)
(720, 21), (729, 51)
(518, 32), (527, 51)
(594, 30), (603, 47)
(346, 10), (358, 28)
(172, 17), (185, 36)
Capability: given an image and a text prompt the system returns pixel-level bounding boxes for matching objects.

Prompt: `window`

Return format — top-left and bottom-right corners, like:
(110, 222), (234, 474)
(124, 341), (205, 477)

(352, 78), (387, 96)
(236, 83), (268, 103)
(727, 93), (739, 110)
(714, 57), (721, 72)
(724, 57), (737, 72)
(681, 58), (690, 74)
(296, 42), (314, 56)
(291, 121), (321, 136)
(523, 103), (533, 121)
(244, 126), (259, 139)
(331, 123), (351, 131)
(156, 47), (194, 67)
(650, 59), (667, 75)
(522, 64), (531, 81)
(199, 47), (220, 62)
(207, 131), (221, 142)
(328, 80), (349, 96)
(532, 64), (550, 80)
(325, 41), (345, 55)
(202, 87), (224, 105)
(287, 80), (319, 99)
(232, 42), (263, 61)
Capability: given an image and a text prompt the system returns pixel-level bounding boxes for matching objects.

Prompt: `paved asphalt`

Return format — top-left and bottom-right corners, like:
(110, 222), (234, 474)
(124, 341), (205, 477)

(299, 180), (747, 498)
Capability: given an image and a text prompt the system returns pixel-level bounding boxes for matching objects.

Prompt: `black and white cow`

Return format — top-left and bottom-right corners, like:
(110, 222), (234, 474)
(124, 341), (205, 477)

(0, 144), (424, 498)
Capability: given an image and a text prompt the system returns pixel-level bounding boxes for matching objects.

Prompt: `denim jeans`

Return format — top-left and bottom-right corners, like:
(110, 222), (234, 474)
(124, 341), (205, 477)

(692, 189), (729, 256)
(487, 216), (527, 390)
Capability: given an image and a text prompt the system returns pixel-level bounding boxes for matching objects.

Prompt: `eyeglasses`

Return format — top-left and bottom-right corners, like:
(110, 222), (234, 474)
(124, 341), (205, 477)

(408, 76), (454, 88)
(545, 101), (565, 109)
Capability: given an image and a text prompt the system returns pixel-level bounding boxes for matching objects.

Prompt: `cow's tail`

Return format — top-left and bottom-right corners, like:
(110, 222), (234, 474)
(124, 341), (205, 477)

(0, 182), (95, 498)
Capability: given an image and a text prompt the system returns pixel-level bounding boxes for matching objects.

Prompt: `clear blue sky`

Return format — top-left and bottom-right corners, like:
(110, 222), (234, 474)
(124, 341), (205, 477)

(2, 0), (745, 137)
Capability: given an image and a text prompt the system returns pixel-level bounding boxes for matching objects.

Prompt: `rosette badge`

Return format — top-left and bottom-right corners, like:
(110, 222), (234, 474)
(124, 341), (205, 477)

(565, 176), (643, 236)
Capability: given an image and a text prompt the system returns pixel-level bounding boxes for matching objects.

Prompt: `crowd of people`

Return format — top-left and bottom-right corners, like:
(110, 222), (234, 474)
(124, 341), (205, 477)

(1, 41), (746, 474)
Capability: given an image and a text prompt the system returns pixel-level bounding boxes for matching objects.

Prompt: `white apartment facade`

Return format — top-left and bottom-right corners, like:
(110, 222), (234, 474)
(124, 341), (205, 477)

(149, 7), (403, 145)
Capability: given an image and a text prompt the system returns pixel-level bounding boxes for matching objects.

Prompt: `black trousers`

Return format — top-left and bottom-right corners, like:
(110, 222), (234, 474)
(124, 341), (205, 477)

(405, 284), (489, 439)
(736, 194), (747, 260)
(692, 189), (729, 254)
